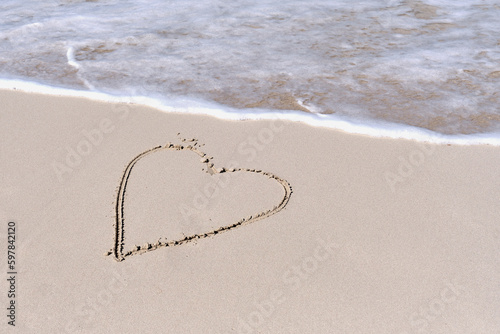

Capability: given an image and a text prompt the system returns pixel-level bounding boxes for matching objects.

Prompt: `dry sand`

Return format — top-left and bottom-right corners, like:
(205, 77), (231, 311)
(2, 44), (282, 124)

(0, 89), (499, 333)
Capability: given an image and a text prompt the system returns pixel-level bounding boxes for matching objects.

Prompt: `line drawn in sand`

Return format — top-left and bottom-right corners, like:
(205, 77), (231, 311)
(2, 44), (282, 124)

(107, 137), (293, 262)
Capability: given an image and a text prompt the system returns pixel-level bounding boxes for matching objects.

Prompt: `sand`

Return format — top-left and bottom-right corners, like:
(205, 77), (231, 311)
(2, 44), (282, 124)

(1, 89), (499, 333)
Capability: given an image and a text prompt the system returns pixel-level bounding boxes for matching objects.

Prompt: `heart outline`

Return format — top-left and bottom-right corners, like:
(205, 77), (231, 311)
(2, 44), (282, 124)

(109, 139), (292, 262)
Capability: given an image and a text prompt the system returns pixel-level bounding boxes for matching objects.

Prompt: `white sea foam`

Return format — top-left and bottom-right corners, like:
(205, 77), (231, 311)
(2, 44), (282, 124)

(0, 0), (499, 135)
(2, 78), (500, 146)
(66, 47), (79, 69)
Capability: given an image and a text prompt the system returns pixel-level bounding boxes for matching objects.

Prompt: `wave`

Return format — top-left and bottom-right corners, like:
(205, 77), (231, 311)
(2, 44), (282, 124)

(2, 78), (500, 146)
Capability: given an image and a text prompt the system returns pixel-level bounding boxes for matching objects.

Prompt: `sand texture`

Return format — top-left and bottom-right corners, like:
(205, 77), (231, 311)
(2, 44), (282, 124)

(1, 90), (499, 333)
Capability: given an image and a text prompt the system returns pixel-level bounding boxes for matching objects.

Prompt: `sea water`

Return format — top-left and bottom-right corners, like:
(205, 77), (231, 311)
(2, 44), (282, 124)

(0, 0), (499, 143)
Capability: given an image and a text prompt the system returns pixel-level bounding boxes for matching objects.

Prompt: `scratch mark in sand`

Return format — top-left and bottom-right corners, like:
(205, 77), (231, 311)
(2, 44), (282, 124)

(108, 137), (292, 262)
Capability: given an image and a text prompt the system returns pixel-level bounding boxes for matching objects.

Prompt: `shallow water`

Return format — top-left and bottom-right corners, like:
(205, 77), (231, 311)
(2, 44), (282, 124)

(0, 0), (499, 135)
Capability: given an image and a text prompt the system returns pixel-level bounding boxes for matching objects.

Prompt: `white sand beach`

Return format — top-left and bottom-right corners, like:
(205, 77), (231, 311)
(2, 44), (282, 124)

(1, 89), (499, 333)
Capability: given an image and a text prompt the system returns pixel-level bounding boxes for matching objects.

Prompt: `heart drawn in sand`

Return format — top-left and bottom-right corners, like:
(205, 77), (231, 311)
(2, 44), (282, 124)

(107, 137), (292, 262)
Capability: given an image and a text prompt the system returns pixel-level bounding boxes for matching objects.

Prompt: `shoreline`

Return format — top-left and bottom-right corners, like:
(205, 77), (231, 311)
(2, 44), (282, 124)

(2, 79), (500, 146)
(1, 89), (499, 333)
